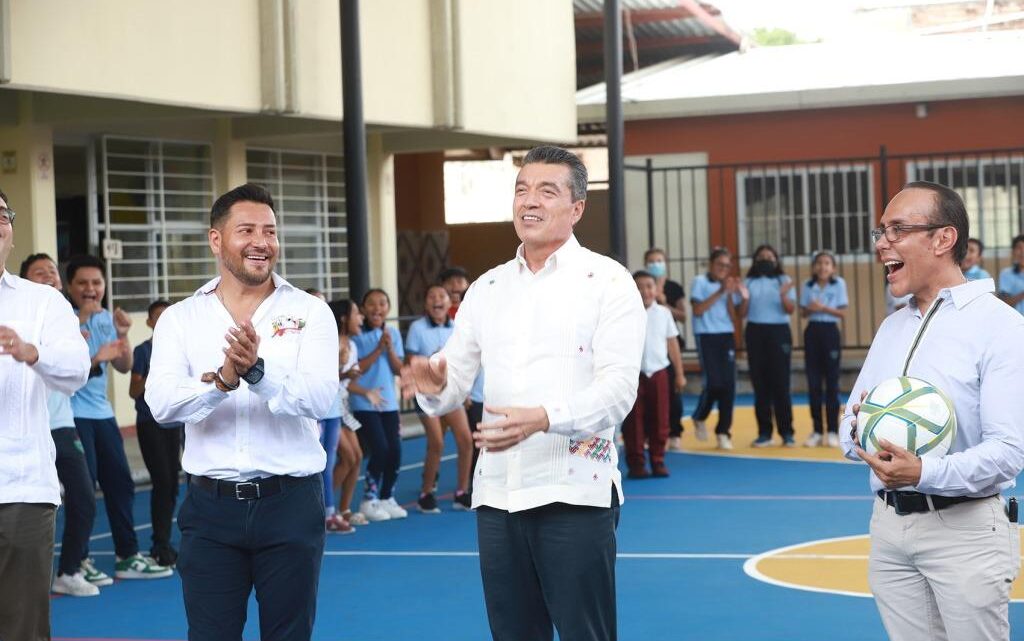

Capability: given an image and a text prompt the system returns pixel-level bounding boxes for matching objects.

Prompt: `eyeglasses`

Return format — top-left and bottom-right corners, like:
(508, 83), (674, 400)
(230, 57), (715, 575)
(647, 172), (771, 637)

(0, 208), (14, 226)
(869, 223), (946, 243)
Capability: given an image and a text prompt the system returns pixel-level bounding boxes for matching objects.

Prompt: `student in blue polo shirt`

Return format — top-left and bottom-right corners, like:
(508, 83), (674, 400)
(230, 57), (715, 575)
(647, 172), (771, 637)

(350, 288), (407, 522)
(998, 234), (1024, 315)
(689, 247), (744, 450)
(799, 251), (848, 448)
(961, 237), (991, 282)
(405, 285), (473, 513)
(65, 254), (171, 582)
(740, 244), (797, 448)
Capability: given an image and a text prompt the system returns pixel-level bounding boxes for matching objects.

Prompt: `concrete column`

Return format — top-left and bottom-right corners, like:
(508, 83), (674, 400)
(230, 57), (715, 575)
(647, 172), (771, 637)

(0, 93), (56, 274)
(213, 118), (248, 195)
(365, 132), (398, 303)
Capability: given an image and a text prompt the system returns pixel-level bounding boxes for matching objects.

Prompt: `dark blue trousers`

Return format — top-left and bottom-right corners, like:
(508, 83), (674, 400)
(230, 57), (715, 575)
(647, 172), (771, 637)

(744, 323), (795, 440)
(692, 333), (737, 435)
(476, 491), (620, 641)
(804, 321), (842, 434)
(74, 416), (139, 558)
(177, 474), (325, 641)
(354, 410), (401, 500)
(52, 427), (96, 575)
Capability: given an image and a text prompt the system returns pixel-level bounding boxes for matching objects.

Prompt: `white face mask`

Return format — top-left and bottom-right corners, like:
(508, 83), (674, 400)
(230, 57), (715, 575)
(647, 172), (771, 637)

(646, 261), (666, 278)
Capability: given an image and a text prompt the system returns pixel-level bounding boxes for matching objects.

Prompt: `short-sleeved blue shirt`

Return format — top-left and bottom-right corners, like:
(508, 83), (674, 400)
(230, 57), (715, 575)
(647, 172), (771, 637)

(745, 275), (796, 325)
(964, 265), (991, 282)
(47, 391), (76, 430)
(999, 265), (1024, 315)
(404, 316), (453, 357)
(70, 309), (117, 419)
(350, 325), (404, 412)
(799, 277), (849, 324)
(690, 274), (739, 335)
(132, 339), (184, 427)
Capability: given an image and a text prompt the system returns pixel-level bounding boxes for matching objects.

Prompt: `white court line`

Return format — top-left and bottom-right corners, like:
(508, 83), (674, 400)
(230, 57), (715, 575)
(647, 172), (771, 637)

(678, 449), (860, 465)
(58, 454), (457, 549)
(314, 550), (871, 560)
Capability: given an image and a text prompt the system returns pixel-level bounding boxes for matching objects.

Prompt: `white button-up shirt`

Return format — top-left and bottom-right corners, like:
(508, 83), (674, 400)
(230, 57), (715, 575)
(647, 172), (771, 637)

(840, 278), (1024, 497)
(0, 270), (90, 505)
(147, 274), (338, 481)
(418, 236), (646, 512)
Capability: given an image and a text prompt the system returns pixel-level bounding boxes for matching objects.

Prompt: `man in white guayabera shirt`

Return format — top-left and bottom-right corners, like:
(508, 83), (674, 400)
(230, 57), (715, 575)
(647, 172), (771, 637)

(0, 187), (90, 641)
(402, 146), (646, 641)
(841, 181), (1024, 641)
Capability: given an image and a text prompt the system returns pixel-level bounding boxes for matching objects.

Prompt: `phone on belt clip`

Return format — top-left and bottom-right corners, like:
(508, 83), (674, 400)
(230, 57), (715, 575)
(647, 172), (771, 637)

(1009, 497), (1018, 524)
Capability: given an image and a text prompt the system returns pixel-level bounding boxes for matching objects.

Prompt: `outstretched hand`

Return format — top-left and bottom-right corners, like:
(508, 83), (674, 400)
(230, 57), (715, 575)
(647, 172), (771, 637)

(855, 439), (922, 489)
(400, 354), (447, 400)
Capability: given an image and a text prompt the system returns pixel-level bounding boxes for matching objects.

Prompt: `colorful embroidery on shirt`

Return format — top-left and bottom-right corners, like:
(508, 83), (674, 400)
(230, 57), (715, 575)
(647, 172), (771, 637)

(568, 437), (612, 464)
(271, 315), (306, 337)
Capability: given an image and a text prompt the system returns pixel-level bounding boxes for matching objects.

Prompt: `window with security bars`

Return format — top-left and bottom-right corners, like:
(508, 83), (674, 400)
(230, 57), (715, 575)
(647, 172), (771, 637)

(906, 156), (1024, 251)
(100, 137), (215, 312)
(736, 165), (874, 257)
(246, 149), (348, 298)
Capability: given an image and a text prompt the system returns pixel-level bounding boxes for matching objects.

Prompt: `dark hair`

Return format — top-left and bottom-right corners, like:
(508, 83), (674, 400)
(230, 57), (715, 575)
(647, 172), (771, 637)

(361, 288), (390, 330)
(967, 238), (984, 254)
(521, 146), (588, 202)
(903, 181), (969, 264)
(632, 270), (655, 281)
(706, 247), (731, 282)
(1012, 234), (1024, 250)
(0, 187), (8, 207)
(438, 266), (469, 283)
(747, 244), (785, 278)
(65, 254), (106, 284)
(19, 252), (55, 278)
(424, 283), (449, 299)
(329, 299), (356, 335)
(210, 183), (275, 229)
(147, 299), (171, 317)
(806, 250), (837, 287)
(643, 248), (666, 262)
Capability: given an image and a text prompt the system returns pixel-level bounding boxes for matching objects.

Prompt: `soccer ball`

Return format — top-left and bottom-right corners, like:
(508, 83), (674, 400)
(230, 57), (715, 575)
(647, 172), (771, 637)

(856, 376), (956, 458)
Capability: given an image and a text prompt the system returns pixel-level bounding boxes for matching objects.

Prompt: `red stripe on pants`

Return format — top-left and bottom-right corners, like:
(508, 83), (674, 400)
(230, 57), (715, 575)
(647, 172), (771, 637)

(623, 367), (670, 470)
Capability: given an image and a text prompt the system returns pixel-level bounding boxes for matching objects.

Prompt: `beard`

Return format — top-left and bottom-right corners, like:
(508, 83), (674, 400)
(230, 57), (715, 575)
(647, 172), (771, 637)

(222, 250), (275, 287)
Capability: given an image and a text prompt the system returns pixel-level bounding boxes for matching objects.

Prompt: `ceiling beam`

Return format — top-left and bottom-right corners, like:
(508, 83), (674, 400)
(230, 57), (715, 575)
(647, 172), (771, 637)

(575, 6), (696, 29)
(576, 34), (716, 57)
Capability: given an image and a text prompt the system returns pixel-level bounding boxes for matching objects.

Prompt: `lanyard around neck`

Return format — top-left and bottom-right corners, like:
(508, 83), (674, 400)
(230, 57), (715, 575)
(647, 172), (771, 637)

(901, 296), (943, 376)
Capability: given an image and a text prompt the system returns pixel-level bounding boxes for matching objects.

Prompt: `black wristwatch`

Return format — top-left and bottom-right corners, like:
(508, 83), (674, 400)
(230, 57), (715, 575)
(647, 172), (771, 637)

(240, 357), (265, 386)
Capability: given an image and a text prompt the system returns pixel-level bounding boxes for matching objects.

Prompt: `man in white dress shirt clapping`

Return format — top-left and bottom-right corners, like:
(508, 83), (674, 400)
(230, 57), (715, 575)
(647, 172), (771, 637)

(403, 147), (646, 641)
(0, 188), (90, 641)
(147, 183), (338, 641)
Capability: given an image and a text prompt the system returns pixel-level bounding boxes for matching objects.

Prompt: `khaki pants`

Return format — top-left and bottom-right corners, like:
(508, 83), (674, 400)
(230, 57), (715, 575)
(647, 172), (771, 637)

(0, 503), (56, 641)
(869, 495), (1020, 641)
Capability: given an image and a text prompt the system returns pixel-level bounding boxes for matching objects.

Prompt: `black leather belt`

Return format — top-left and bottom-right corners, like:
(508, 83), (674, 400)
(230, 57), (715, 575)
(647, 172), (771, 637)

(190, 474), (312, 500)
(877, 490), (994, 516)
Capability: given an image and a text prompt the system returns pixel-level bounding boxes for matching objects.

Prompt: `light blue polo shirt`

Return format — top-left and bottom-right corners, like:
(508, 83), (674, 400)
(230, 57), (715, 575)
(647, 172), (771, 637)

(964, 265), (991, 282)
(405, 316), (453, 358)
(350, 325), (404, 413)
(999, 265), (1024, 315)
(469, 371), (485, 404)
(690, 274), (739, 335)
(799, 277), (849, 324)
(47, 391), (76, 430)
(745, 275), (796, 325)
(70, 309), (117, 419)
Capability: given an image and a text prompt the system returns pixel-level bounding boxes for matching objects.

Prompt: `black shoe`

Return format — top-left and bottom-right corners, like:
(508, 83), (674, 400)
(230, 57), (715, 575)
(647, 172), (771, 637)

(417, 492), (441, 513)
(453, 492), (472, 511)
(651, 463), (670, 478)
(627, 467), (650, 480)
(150, 546), (178, 568)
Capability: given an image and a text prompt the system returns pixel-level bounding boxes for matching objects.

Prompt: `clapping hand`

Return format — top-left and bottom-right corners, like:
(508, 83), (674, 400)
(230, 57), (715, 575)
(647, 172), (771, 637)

(400, 354), (447, 399)
(113, 307), (132, 337)
(222, 322), (260, 384)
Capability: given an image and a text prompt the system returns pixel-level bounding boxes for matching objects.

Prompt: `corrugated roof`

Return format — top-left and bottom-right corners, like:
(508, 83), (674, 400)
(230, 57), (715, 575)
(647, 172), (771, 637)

(576, 31), (1024, 121)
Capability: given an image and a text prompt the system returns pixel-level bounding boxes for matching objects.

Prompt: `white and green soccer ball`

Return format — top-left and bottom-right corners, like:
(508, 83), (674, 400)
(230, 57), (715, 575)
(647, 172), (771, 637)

(856, 376), (957, 458)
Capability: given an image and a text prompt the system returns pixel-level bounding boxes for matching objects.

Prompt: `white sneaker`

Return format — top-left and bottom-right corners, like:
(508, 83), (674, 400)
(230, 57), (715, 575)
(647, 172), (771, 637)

(359, 499), (392, 522)
(114, 553), (173, 580)
(827, 433), (840, 448)
(716, 434), (733, 450)
(81, 557), (113, 586)
(667, 436), (685, 452)
(694, 419), (708, 442)
(804, 432), (823, 447)
(381, 497), (408, 519)
(52, 571), (100, 597)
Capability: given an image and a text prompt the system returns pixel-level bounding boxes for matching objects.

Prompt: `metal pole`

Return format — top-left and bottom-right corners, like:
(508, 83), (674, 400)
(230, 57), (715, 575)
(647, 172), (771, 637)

(605, 0), (626, 264)
(878, 144), (889, 217)
(646, 157), (654, 249)
(341, 0), (370, 300)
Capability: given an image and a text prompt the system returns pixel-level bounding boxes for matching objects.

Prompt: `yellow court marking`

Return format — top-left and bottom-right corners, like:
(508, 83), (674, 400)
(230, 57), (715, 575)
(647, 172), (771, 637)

(681, 406), (853, 463)
(744, 534), (1024, 601)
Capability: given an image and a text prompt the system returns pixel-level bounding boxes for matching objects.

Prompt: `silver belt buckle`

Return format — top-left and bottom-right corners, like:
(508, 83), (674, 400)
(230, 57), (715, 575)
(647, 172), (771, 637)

(235, 481), (261, 500)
